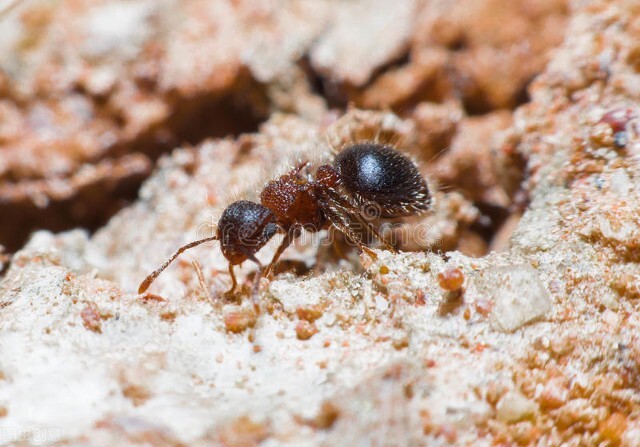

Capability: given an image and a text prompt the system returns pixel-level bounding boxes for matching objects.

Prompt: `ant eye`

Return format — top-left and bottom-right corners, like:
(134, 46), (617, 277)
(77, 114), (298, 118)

(334, 143), (431, 217)
(263, 222), (279, 240)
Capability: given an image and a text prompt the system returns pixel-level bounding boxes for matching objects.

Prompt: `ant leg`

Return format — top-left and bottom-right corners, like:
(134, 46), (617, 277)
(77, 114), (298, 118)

(328, 227), (347, 259)
(226, 264), (238, 295)
(293, 160), (310, 174)
(320, 193), (385, 256)
(319, 200), (378, 260)
(264, 227), (301, 279)
(352, 213), (396, 253)
(325, 190), (396, 252)
(242, 253), (264, 314)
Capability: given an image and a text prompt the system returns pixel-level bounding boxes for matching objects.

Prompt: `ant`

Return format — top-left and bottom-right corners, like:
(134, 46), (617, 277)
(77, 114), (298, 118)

(138, 142), (431, 309)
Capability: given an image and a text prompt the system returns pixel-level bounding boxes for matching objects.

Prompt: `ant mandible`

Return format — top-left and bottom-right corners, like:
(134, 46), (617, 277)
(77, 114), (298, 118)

(138, 142), (431, 308)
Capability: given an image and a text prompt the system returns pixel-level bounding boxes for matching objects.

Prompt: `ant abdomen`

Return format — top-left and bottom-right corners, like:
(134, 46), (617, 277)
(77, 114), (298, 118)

(333, 143), (431, 218)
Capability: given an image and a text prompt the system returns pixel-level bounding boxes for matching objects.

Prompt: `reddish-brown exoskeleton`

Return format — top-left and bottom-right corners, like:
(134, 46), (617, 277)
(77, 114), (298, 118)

(139, 143), (431, 308)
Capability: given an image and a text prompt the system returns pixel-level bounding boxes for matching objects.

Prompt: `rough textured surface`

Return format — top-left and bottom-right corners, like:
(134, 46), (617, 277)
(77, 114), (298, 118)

(0, 0), (326, 250)
(358, 0), (569, 113)
(0, 0), (567, 250)
(2, 0), (640, 446)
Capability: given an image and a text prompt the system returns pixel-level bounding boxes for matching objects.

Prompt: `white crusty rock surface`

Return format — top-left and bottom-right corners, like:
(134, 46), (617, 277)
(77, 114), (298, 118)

(1, 0), (640, 446)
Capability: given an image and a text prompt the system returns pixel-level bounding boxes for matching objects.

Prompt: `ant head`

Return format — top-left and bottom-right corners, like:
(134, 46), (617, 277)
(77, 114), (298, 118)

(137, 200), (277, 295)
(217, 200), (278, 265)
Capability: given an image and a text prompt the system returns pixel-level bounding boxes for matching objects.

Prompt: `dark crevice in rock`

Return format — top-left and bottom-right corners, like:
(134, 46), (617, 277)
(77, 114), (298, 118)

(0, 86), (268, 253)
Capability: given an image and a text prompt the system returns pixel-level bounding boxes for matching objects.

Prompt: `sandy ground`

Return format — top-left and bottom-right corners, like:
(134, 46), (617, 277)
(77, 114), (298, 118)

(1, 0), (640, 446)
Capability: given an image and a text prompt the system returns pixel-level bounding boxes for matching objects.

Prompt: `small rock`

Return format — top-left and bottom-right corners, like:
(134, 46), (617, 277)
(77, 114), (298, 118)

(538, 379), (567, 410)
(437, 267), (465, 291)
(477, 265), (552, 333)
(217, 416), (269, 447)
(296, 304), (325, 322)
(224, 309), (257, 334)
(609, 169), (632, 196)
(496, 390), (537, 423)
(313, 401), (340, 429)
(81, 303), (102, 334)
(296, 321), (318, 340)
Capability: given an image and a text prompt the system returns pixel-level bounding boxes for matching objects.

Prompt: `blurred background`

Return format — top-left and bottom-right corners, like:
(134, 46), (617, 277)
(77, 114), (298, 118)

(0, 0), (568, 253)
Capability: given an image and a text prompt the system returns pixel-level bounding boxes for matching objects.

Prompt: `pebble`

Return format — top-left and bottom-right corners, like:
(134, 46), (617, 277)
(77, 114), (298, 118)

(476, 265), (552, 333)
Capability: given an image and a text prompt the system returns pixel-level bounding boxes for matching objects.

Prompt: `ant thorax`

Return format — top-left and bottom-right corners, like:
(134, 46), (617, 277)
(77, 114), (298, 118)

(260, 163), (325, 231)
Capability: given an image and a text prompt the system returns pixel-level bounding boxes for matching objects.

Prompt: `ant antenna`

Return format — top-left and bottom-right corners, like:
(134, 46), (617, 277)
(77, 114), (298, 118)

(138, 236), (218, 294)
